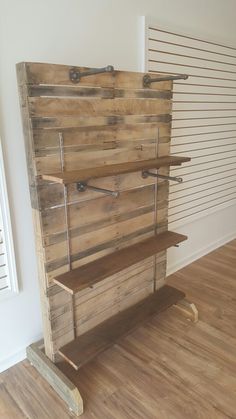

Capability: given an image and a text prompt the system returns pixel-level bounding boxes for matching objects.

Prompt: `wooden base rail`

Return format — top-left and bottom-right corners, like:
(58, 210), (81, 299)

(27, 341), (84, 416)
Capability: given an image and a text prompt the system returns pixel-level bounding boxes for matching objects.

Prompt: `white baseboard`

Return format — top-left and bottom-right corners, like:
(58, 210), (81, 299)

(0, 333), (42, 373)
(167, 230), (236, 276)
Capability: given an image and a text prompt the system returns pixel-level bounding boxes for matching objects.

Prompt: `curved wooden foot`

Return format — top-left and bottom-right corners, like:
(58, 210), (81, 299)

(174, 298), (198, 323)
(26, 340), (83, 416)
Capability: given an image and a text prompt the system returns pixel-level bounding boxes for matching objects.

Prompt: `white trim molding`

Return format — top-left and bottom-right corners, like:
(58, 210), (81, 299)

(0, 333), (43, 373)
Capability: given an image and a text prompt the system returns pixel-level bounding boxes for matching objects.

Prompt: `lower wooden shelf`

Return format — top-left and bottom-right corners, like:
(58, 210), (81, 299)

(54, 231), (187, 294)
(59, 285), (185, 370)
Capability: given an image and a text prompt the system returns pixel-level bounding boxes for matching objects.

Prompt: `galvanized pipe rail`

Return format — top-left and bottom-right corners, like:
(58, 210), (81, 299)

(69, 65), (114, 83)
(142, 170), (183, 183)
(143, 74), (188, 87)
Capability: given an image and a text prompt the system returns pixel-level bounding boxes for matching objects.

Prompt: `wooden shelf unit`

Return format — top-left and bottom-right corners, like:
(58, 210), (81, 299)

(59, 285), (185, 370)
(54, 231), (187, 294)
(42, 156), (190, 184)
(17, 62), (195, 416)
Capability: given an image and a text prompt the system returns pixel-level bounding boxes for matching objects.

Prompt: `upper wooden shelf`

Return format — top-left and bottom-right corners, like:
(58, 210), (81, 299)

(54, 231), (187, 294)
(58, 284), (185, 370)
(42, 156), (190, 185)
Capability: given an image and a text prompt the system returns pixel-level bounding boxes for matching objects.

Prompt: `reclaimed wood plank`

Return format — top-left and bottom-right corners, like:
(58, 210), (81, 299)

(54, 231), (187, 294)
(28, 84), (172, 100)
(29, 97), (171, 117)
(31, 113), (171, 129)
(16, 62), (70, 360)
(26, 341), (83, 416)
(23, 62), (172, 90)
(24, 62), (114, 87)
(33, 124), (169, 149)
(42, 156), (190, 184)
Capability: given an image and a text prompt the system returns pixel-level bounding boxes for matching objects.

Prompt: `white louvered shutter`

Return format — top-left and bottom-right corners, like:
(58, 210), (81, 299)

(0, 219), (9, 291)
(0, 141), (18, 297)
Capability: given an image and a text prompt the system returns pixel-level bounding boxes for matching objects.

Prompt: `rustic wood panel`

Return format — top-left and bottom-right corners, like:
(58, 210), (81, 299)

(16, 62), (180, 362)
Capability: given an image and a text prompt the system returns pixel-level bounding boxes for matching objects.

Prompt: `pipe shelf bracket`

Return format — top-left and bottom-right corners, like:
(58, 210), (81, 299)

(69, 65), (114, 83)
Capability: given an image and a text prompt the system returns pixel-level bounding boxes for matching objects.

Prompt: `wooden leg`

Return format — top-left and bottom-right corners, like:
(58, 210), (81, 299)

(26, 340), (83, 416)
(174, 298), (198, 323)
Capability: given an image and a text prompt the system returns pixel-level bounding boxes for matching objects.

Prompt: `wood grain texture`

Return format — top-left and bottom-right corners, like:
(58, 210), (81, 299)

(16, 63), (63, 360)
(28, 84), (173, 99)
(1, 241), (235, 418)
(29, 97), (171, 117)
(42, 156), (190, 184)
(54, 231), (187, 294)
(31, 113), (172, 130)
(33, 124), (170, 149)
(23, 62), (172, 90)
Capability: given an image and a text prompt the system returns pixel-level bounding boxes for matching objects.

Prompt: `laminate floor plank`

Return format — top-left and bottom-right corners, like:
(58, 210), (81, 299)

(0, 383), (28, 419)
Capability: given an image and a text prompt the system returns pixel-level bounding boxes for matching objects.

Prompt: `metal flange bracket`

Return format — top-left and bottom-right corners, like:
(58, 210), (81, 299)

(77, 182), (119, 198)
(69, 65), (114, 83)
(142, 170), (183, 183)
(143, 74), (188, 87)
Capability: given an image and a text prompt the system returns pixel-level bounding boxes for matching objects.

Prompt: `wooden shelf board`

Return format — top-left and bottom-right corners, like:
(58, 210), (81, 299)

(42, 156), (190, 185)
(54, 231), (187, 294)
(59, 285), (185, 370)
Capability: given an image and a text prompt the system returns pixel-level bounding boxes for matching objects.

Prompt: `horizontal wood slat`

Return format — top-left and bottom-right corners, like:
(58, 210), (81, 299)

(59, 284), (185, 369)
(23, 62), (172, 90)
(42, 156), (190, 184)
(31, 113), (172, 130)
(33, 124), (170, 149)
(54, 231), (187, 294)
(28, 84), (172, 100)
(29, 97), (171, 117)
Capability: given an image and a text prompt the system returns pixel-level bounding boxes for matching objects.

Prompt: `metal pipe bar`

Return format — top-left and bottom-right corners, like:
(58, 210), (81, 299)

(142, 170), (183, 183)
(59, 132), (77, 340)
(70, 65), (114, 83)
(143, 74), (188, 87)
(77, 181), (119, 198)
(153, 129), (159, 292)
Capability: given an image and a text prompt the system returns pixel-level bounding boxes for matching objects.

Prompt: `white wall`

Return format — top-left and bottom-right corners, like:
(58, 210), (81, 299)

(0, 0), (236, 372)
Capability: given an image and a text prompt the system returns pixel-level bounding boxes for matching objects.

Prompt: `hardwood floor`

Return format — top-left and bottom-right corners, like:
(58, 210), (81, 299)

(1, 240), (236, 418)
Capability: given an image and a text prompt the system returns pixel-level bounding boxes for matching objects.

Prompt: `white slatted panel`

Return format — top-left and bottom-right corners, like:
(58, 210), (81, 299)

(146, 25), (236, 226)
(0, 140), (18, 297)
(0, 221), (9, 291)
